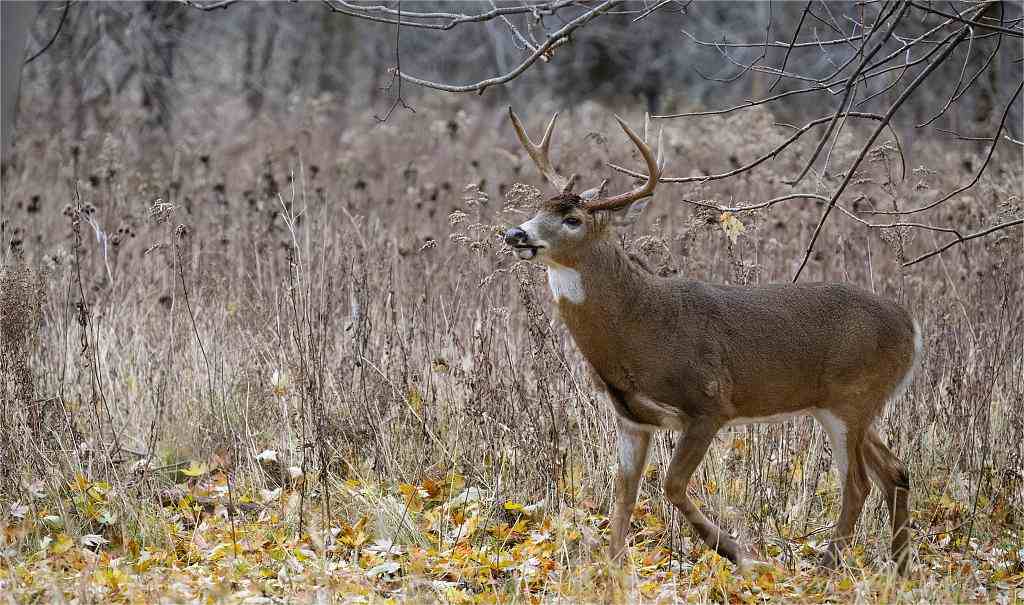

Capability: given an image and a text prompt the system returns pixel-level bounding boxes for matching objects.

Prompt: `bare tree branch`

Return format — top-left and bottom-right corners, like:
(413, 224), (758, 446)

(908, 1), (1023, 37)
(323, 0), (578, 31)
(788, 1), (909, 187)
(792, 16), (979, 282)
(182, 0), (240, 10)
(863, 79), (1023, 215)
(902, 219), (1024, 266)
(374, 0), (414, 122)
(390, 0), (619, 94)
(770, 1), (812, 92)
(611, 112), (900, 184)
(24, 1), (70, 65)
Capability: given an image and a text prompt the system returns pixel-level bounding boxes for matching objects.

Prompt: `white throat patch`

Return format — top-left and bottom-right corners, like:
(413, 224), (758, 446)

(547, 265), (585, 304)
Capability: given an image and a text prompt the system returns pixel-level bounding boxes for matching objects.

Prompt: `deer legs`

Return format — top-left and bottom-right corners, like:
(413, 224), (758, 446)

(609, 419), (651, 562)
(610, 409), (911, 572)
(822, 429), (870, 569)
(863, 428), (912, 572)
(818, 417), (912, 572)
(663, 419), (752, 567)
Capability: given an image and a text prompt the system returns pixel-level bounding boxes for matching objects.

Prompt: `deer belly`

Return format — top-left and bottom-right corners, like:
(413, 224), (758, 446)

(726, 411), (811, 426)
(614, 393), (690, 432)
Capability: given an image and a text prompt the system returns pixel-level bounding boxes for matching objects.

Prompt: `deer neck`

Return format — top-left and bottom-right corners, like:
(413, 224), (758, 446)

(545, 237), (657, 330)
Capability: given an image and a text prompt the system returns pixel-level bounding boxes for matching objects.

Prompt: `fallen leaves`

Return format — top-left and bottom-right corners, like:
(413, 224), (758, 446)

(2, 468), (1023, 604)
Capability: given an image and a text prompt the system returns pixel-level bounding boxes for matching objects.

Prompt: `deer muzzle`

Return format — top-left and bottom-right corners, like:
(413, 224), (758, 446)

(504, 226), (542, 260)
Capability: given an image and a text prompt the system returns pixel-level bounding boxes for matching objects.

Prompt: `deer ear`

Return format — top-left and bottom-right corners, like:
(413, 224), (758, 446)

(607, 199), (650, 226)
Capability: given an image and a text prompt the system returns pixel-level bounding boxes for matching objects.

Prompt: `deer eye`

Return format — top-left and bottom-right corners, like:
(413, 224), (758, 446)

(563, 216), (582, 228)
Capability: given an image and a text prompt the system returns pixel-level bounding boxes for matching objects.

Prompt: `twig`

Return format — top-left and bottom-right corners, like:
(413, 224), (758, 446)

(788, 1), (908, 186)
(632, 0), (679, 23)
(610, 112), (898, 184)
(323, 0), (577, 30)
(908, 1), (1023, 37)
(770, 1), (812, 92)
(862, 79), (1023, 215)
(917, 2), (1003, 128)
(902, 219), (1023, 267)
(677, 29), (866, 49)
(792, 17), (976, 282)
(182, 0), (239, 10)
(690, 5), (774, 85)
(391, 0), (619, 94)
(375, 0), (415, 122)
(653, 84), (826, 119)
(678, 193), (830, 213)
(24, 1), (70, 65)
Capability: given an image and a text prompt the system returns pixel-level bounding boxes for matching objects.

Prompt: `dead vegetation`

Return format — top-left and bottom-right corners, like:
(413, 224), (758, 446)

(0, 97), (1022, 603)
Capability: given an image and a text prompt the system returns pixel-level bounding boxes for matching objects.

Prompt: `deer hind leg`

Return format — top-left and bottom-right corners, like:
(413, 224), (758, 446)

(609, 417), (651, 562)
(663, 419), (750, 566)
(863, 428), (912, 573)
(815, 411), (871, 569)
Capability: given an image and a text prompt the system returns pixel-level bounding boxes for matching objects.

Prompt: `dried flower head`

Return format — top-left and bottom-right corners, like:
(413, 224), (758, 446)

(504, 183), (543, 211)
(149, 199), (175, 224)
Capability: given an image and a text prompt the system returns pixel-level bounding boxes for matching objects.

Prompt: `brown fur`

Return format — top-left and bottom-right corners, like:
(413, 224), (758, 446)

(511, 205), (916, 573)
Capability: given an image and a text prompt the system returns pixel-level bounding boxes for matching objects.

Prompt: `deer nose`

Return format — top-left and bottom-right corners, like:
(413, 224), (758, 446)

(504, 227), (528, 246)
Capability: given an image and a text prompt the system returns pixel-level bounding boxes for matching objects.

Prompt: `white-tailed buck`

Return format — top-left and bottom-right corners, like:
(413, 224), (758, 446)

(503, 108), (919, 573)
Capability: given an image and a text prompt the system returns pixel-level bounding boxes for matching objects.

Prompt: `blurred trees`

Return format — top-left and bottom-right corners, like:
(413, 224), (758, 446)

(12, 1), (1020, 143)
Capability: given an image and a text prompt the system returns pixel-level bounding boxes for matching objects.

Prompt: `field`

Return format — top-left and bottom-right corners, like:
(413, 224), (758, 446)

(2, 97), (1023, 603)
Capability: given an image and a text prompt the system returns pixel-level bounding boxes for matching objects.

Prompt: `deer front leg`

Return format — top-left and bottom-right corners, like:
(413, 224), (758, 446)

(609, 417), (651, 563)
(663, 418), (751, 567)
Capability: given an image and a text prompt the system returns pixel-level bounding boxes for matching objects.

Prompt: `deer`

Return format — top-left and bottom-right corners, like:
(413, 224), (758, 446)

(502, 107), (920, 574)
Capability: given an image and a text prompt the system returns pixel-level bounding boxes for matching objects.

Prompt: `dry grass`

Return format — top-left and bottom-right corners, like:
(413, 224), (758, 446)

(1, 97), (1022, 603)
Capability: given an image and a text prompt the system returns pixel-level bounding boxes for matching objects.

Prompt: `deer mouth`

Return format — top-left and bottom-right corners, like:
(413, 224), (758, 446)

(512, 244), (543, 260)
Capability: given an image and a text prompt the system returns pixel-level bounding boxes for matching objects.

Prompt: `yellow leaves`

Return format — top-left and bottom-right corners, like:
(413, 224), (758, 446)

(638, 579), (659, 597)
(398, 483), (428, 513)
(489, 519), (528, 542)
(755, 569), (777, 591)
(93, 565), (129, 591)
(11, 468), (1021, 604)
(836, 576), (856, 591)
(339, 517), (370, 549)
(51, 532), (75, 555)
(446, 515), (481, 545)
(719, 211), (746, 244)
(181, 461), (208, 477)
(70, 473), (91, 493)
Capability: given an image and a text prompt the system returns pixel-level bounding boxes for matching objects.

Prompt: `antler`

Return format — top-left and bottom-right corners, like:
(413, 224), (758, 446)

(584, 115), (661, 211)
(508, 107), (573, 194)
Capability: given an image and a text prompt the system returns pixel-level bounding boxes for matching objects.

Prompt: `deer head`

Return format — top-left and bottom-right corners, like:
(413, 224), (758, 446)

(503, 108), (662, 267)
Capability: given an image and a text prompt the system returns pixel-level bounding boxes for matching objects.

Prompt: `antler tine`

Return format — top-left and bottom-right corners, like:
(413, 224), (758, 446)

(585, 114), (661, 212)
(508, 106), (571, 194)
